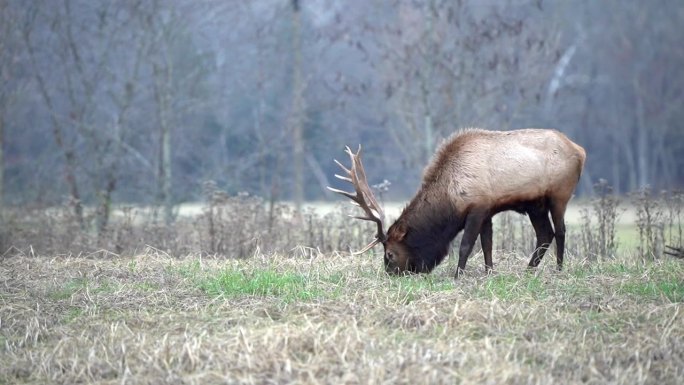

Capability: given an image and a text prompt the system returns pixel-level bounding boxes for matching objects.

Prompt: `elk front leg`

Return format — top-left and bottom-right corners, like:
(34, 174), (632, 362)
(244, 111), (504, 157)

(527, 208), (555, 268)
(456, 214), (484, 278)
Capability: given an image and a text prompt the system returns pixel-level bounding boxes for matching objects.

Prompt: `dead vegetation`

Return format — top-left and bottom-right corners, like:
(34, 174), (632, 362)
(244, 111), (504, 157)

(1, 185), (683, 384)
(0, 189), (375, 260)
(1, 183), (682, 262)
(1, 251), (682, 384)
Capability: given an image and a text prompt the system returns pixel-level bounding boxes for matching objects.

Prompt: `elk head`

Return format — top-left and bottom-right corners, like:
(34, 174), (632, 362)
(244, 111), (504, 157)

(327, 146), (413, 274)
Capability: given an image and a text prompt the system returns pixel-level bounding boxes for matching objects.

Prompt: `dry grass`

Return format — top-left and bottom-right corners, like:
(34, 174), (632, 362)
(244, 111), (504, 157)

(1, 250), (683, 385)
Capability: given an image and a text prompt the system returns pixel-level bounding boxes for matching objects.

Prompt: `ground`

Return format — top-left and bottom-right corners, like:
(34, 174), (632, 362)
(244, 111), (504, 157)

(1, 250), (682, 384)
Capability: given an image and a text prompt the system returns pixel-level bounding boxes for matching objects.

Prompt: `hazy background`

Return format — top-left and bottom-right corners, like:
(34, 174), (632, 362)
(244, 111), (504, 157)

(2, 0), (683, 223)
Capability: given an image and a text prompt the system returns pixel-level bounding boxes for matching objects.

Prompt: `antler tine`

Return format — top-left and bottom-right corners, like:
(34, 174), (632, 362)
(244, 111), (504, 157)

(334, 174), (352, 182)
(347, 145), (385, 221)
(346, 145), (385, 219)
(327, 144), (387, 253)
(333, 159), (351, 174)
(350, 238), (381, 255)
(326, 186), (356, 201)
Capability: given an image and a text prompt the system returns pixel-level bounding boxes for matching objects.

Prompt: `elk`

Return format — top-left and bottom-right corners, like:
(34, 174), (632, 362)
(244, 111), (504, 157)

(328, 128), (586, 276)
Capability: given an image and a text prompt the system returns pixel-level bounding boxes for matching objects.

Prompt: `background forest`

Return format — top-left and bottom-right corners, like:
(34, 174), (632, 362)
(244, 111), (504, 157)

(1, 0), (683, 225)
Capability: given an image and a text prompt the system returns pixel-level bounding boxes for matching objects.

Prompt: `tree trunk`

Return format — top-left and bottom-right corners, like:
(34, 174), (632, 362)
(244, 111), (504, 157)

(154, 62), (173, 225)
(622, 138), (638, 192)
(0, 116), (4, 213)
(23, 7), (84, 228)
(161, 119), (172, 224)
(421, 0), (436, 164)
(291, 0), (305, 213)
(611, 143), (621, 194)
(634, 78), (649, 188)
(636, 124), (649, 188)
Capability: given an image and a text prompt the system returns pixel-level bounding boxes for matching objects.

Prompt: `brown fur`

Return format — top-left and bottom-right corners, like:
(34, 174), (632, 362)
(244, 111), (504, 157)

(383, 128), (586, 276)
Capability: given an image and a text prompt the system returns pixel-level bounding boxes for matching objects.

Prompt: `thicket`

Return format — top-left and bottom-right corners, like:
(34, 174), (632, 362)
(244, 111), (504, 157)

(1, 182), (682, 262)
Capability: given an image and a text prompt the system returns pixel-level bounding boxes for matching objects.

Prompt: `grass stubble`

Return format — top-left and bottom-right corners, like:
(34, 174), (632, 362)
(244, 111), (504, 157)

(0, 250), (682, 385)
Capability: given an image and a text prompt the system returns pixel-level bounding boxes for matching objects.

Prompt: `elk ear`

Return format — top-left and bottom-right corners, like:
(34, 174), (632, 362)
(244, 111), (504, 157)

(392, 221), (408, 241)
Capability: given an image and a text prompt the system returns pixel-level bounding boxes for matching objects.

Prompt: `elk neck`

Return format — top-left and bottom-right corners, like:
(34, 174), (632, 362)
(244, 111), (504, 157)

(390, 188), (465, 272)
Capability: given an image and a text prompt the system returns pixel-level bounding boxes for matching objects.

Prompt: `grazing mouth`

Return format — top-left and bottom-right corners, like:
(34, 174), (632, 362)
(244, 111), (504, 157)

(385, 265), (417, 276)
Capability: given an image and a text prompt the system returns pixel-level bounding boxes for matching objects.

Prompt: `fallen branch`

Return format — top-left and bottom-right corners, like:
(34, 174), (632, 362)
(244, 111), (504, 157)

(664, 245), (684, 259)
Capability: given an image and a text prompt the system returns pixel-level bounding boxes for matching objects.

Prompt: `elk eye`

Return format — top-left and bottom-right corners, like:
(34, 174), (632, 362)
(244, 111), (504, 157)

(387, 252), (394, 261)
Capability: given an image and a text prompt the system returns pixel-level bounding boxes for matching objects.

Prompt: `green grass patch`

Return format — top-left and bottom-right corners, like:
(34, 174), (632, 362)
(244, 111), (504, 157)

(479, 273), (546, 300)
(200, 268), (327, 302)
(569, 261), (644, 279)
(91, 279), (119, 294)
(48, 277), (121, 300)
(567, 259), (684, 303)
(582, 310), (625, 334)
(388, 275), (454, 304)
(595, 262), (639, 275)
(619, 279), (684, 302)
(320, 272), (346, 285)
(48, 277), (88, 300)
(63, 307), (84, 323)
(170, 259), (203, 280)
(134, 281), (160, 292)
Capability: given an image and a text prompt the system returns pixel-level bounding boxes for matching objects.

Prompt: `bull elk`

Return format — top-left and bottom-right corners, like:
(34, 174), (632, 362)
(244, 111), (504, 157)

(328, 128), (586, 276)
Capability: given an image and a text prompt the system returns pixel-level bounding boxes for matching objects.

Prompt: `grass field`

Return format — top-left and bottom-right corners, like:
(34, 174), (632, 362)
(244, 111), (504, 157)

(1, 250), (682, 384)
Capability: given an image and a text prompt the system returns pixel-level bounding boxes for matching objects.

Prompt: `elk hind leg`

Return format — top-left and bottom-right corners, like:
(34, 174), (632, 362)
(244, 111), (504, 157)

(550, 200), (568, 270)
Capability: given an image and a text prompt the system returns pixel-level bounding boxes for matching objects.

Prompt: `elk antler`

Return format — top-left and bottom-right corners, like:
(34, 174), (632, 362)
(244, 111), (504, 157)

(327, 145), (386, 254)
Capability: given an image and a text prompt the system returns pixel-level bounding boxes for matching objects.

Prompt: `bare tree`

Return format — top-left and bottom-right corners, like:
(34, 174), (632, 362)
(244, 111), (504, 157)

(144, 2), (177, 225)
(290, 0), (306, 212)
(0, 0), (22, 212)
(22, 2), (85, 227)
(338, 1), (564, 173)
(22, 0), (155, 233)
(558, 0), (684, 192)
